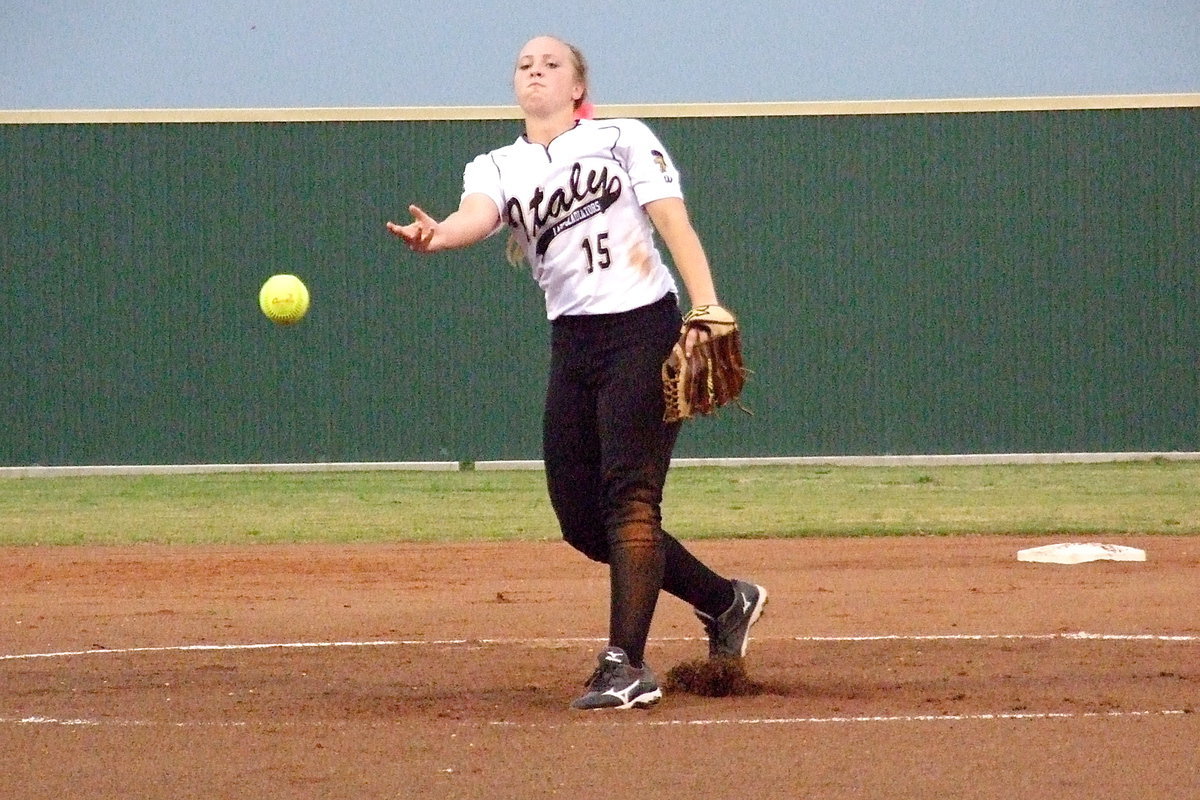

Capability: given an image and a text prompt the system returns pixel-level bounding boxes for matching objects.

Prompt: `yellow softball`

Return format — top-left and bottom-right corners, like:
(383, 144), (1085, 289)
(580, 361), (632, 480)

(258, 274), (310, 325)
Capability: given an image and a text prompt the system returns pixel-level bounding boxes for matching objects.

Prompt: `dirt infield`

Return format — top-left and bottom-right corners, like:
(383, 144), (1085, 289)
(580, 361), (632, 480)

(2, 536), (1197, 799)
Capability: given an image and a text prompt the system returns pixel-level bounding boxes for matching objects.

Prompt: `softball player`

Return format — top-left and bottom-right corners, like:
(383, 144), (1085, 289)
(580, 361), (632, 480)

(388, 35), (766, 710)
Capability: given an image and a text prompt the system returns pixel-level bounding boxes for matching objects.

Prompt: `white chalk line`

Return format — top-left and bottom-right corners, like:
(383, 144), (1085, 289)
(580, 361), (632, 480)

(496, 709), (1196, 730)
(797, 632), (1200, 642)
(2, 632), (1195, 731)
(2, 715), (246, 728)
(2, 631), (1196, 662)
(0, 637), (602, 661)
(3, 708), (1193, 731)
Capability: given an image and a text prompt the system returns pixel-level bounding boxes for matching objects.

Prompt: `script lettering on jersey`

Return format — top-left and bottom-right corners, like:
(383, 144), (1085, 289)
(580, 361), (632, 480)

(504, 161), (622, 257)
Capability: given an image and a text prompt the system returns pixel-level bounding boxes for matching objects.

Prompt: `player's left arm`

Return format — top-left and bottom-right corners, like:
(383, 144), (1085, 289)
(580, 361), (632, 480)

(646, 196), (724, 354)
(649, 195), (748, 420)
(646, 196), (719, 308)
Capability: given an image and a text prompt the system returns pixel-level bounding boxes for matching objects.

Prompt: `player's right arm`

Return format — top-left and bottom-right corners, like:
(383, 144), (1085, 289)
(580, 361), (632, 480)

(386, 193), (500, 253)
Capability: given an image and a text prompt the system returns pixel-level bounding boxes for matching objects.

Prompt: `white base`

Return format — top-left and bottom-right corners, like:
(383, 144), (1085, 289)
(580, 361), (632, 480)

(1017, 542), (1147, 564)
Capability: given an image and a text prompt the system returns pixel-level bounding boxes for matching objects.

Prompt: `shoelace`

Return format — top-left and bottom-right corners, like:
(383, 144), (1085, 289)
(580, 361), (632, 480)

(582, 661), (622, 689)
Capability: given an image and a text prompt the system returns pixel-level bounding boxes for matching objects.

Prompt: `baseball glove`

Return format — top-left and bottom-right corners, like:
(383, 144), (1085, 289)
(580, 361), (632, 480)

(662, 304), (750, 423)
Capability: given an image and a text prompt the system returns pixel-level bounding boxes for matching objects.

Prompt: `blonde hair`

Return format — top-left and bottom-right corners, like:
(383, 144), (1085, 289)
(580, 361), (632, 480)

(564, 41), (589, 110)
(505, 234), (526, 266)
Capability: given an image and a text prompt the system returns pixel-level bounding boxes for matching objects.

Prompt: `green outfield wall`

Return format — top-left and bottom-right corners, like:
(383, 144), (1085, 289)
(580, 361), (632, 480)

(2, 99), (1197, 465)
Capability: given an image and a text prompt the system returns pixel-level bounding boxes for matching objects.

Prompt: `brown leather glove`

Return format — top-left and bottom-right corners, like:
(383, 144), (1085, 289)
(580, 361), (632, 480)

(662, 304), (750, 423)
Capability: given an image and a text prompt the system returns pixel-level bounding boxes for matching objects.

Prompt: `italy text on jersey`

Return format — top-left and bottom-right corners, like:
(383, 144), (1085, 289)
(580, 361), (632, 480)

(505, 161), (623, 257)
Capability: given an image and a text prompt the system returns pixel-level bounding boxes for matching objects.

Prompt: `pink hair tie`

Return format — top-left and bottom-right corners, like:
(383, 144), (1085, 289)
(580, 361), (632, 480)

(575, 101), (595, 120)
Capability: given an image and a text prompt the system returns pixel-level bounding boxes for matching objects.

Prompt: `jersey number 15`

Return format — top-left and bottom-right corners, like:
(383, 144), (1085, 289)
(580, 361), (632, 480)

(582, 232), (610, 273)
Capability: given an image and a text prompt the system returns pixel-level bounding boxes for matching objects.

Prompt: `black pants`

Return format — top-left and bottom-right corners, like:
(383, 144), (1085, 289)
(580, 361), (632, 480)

(543, 293), (730, 665)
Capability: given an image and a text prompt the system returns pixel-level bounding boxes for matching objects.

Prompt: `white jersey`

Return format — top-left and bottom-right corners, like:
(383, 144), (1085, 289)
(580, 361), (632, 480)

(461, 118), (683, 319)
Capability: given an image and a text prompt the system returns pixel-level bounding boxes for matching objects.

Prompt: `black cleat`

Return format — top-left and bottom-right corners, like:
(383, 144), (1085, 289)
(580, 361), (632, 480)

(696, 579), (768, 658)
(570, 646), (663, 710)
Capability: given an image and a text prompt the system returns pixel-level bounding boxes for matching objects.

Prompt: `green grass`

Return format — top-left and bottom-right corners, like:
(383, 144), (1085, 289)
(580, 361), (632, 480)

(0, 461), (1197, 546)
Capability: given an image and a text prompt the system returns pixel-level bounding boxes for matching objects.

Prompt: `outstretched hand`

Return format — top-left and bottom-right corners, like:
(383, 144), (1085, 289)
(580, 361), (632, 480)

(386, 204), (440, 252)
